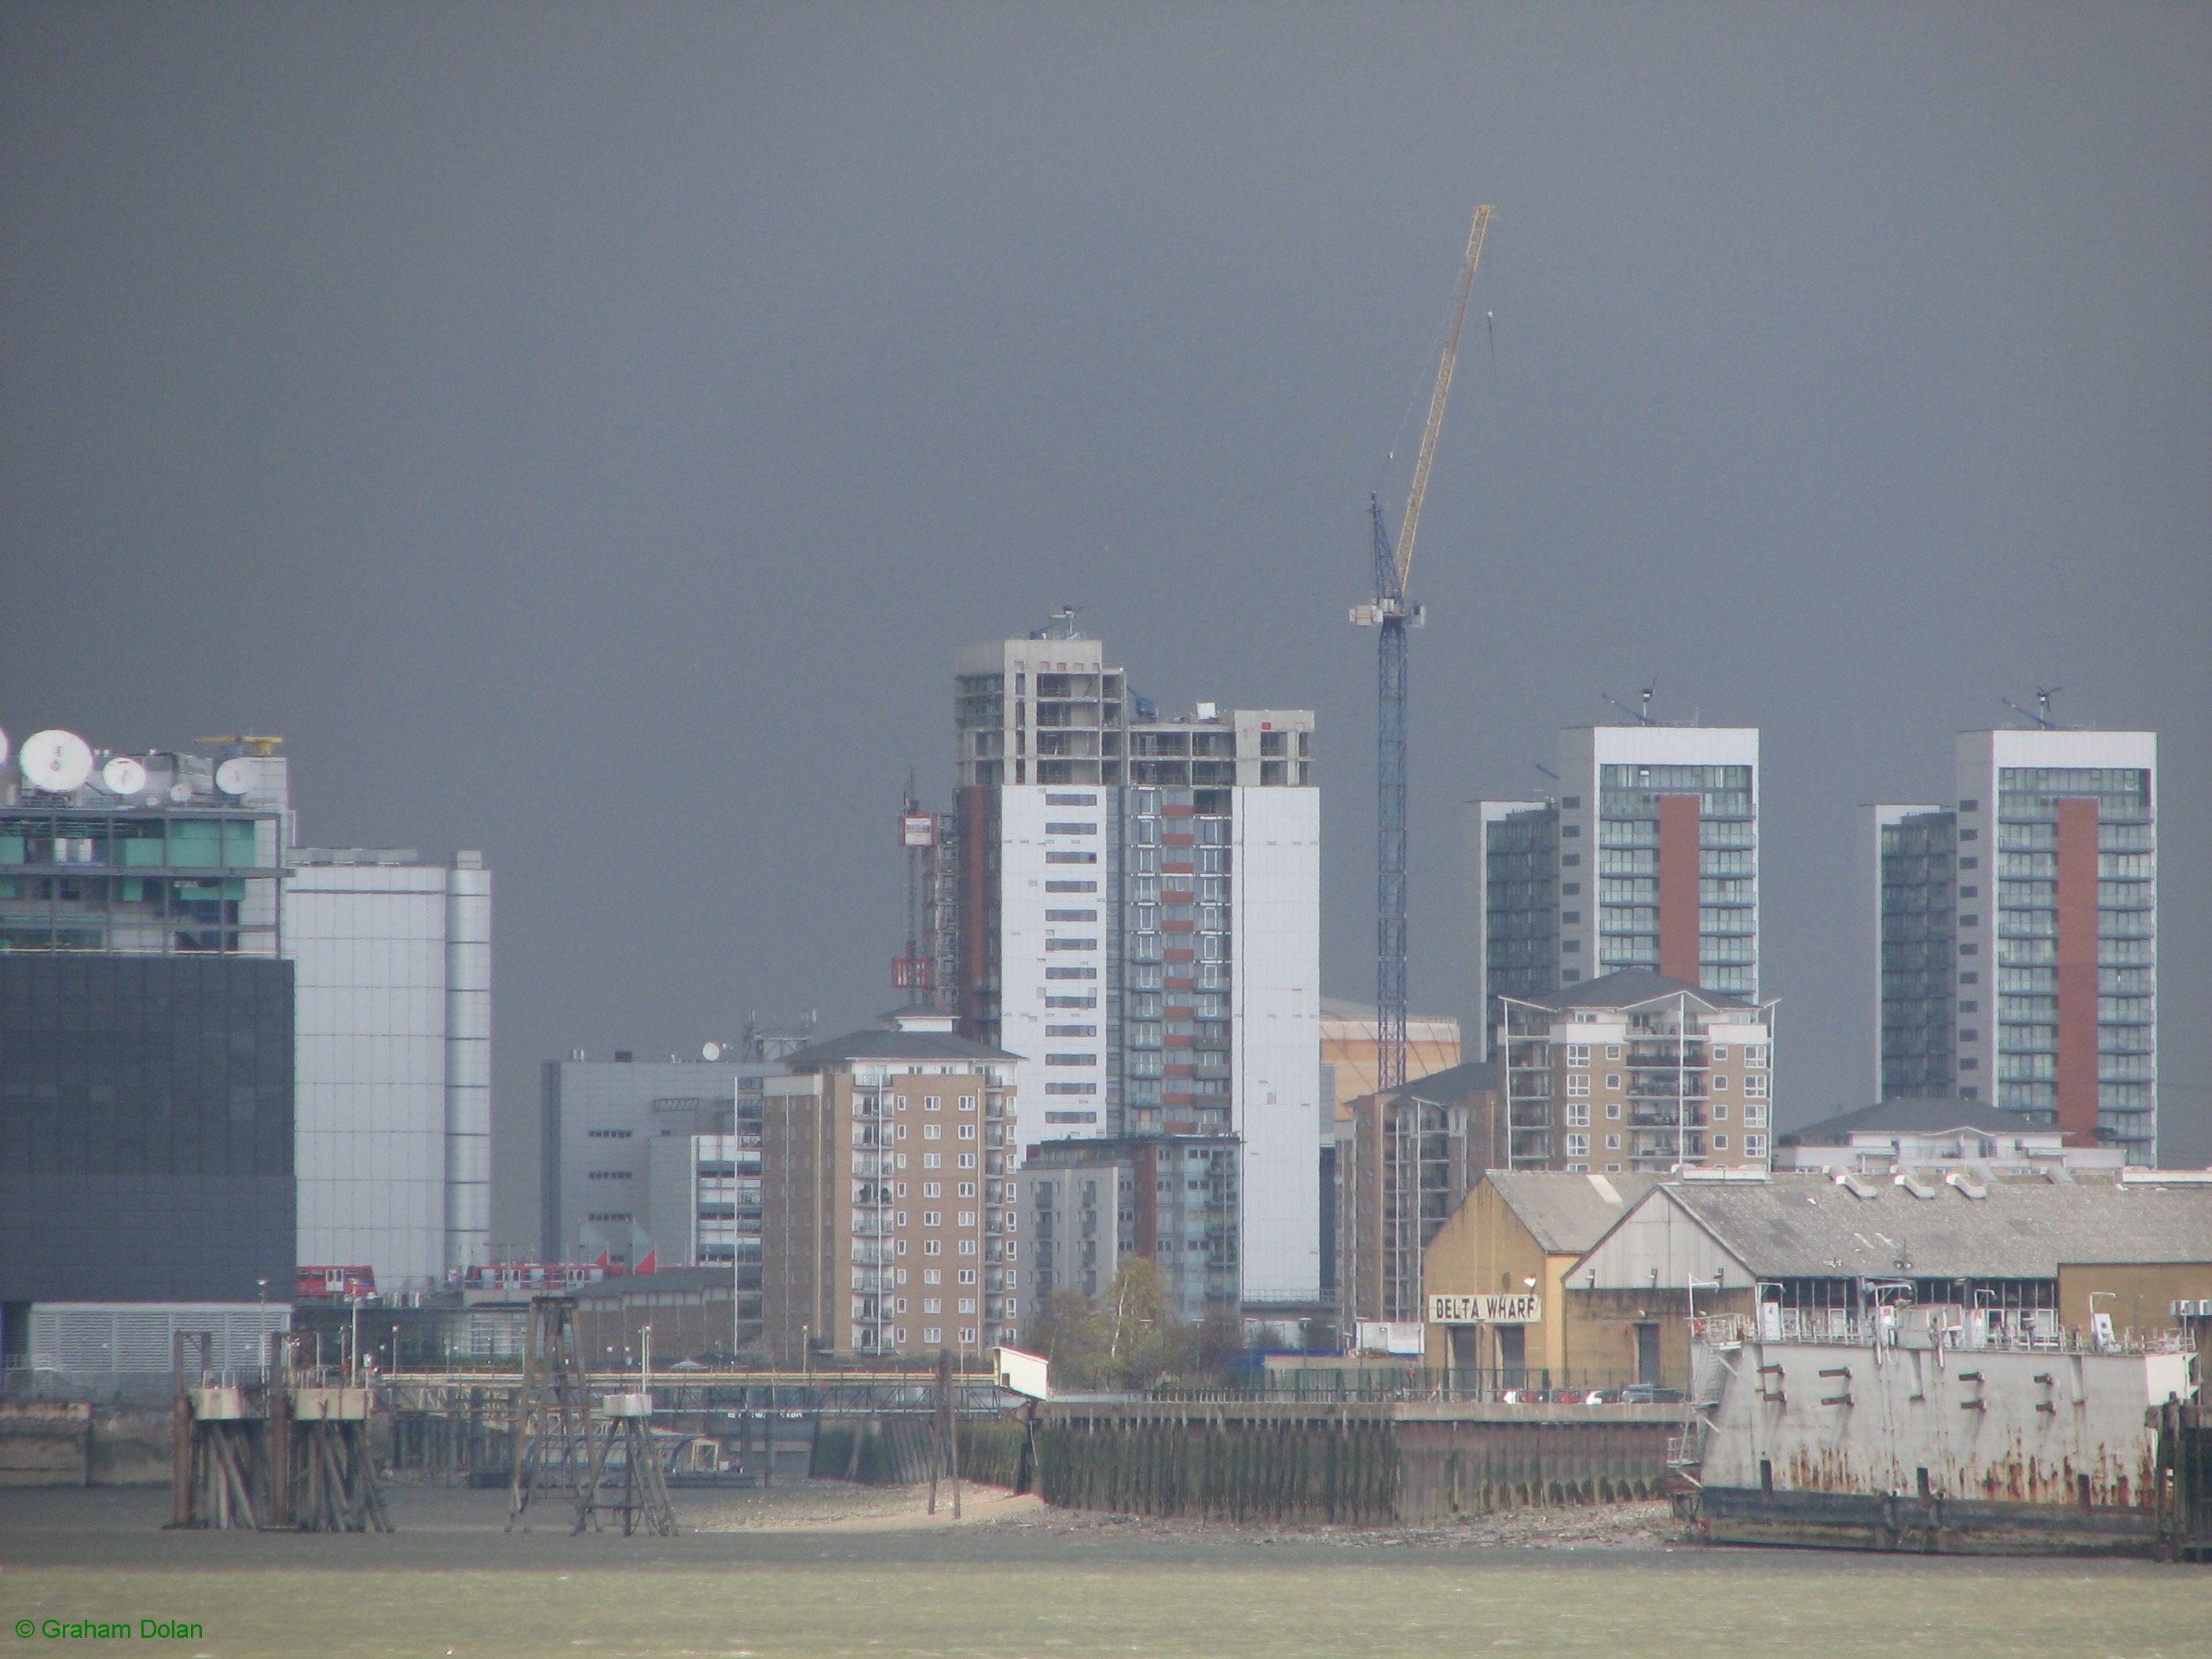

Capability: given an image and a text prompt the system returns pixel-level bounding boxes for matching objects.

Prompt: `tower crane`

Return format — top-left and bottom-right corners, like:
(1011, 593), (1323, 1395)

(1353, 206), (1492, 1095)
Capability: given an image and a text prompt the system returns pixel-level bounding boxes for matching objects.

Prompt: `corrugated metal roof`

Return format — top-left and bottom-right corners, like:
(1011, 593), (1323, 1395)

(1485, 1170), (1664, 1254)
(1638, 1174), (2212, 1280)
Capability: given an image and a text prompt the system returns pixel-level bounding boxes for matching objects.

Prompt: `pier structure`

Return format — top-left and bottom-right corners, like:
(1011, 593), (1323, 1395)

(168, 1333), (391, 1533)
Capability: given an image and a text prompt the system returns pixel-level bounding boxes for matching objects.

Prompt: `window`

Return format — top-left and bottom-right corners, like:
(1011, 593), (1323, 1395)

(1564, 1075), (1590, 1098)
(1564, 1044), (1590, 1068)
(923, 1240), (941, 1256)
(923, 1269), (941, 1285)
(895, 1122), (908, 1141)
(1046, 1053), (1097, 1066)
(960, 1328), (979, 1346)
(1606, 1045), (1621, 1061)
(586, 1129), (632, 1140)
(959, 1269), (977, 1285)
(959, 1298), (977, 1316)
(1046, 965), (1098, 979)
(895, 1181), (908, 1198)
(959, 1095), (977, 1111)
(923, 1123), (941, 1140)
(1606, 1101), (1622, 1119)
(1045, 908), (1097, 922)
(958, 1181), (976, 1198)
(1566, 1102), (1590, 1127)
(1713, 1133), (1729, 1151)
(958, 1122), (977, 1140)
(923, 1327), (943, 1344)
(1745, 1133), (1768, 1159)
(1045, 851), (1097, 865)
(958, 1210), (977, 1227)
(1566, 1133), (1590, 1157)
(1712, 1103), (1727, 1121)
(922, 1152), (941, 1169)
(958, 1153), (977, 1169)
(1045, 822), (1098, 835)
(895, 1298), (909, 1314)
(1046, 938), (1098, 951)
(1743, 1075), (1767, 1099)
(1605, 1133), (1621, 1150)
(922, 1183), (940, 1199)
(923, 1210), (942, 1226)
(1606, 1075), (1621, 1090)
(1045, 793), (1097, 806)
(1712, 1045), (1728, 1060)
(1045, 880), (1097, 893)
(924, 1095), (941, 1111)
(1712, 1074), (1729, 1091)
(1743, 1104), (1767, 1127)
(922, 1298), (942, 1315)
(958, 1239), (978, 1255)
(895, 1210), (910, 1227)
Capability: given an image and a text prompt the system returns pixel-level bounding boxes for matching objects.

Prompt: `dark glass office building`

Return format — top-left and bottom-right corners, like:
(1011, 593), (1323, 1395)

(1, 745), (297, 1313)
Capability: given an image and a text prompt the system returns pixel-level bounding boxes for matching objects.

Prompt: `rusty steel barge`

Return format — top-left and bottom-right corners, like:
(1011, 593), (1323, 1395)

(1672, 1309), (2207, 1558)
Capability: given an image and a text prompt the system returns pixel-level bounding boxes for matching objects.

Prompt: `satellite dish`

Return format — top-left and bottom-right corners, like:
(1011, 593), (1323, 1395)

(214, 756), (258, 797)
(101, 756), (148, 796)
(20, 729), (93, 793)
(169, 782), (193, 803)
(701, 1042), (723, 1062)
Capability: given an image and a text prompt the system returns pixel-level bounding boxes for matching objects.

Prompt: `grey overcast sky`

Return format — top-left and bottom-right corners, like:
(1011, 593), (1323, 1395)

(4, 4), (2207, 1244)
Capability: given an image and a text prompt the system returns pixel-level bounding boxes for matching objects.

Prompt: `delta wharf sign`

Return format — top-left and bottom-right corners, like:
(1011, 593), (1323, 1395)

(1426, 1293), (1540, 1325)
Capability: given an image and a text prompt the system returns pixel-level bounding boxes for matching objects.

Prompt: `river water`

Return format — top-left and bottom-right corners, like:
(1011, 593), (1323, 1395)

(2, 1485), (2204, 1659)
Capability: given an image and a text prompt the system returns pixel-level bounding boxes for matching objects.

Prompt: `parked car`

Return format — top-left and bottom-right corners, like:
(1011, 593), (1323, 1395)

(1618, 1382), (1686, 1404)
(1580, 1387), (1617, 1405)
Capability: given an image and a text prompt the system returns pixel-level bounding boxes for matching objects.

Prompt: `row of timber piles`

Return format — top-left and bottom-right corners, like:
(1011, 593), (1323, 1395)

(1031, 1403), (1675, 1524)
(1041, 1406), (1400, 1523)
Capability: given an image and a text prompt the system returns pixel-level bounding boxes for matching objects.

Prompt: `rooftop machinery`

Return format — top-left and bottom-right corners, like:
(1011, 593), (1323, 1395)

(1353, 207), (1492, 1095)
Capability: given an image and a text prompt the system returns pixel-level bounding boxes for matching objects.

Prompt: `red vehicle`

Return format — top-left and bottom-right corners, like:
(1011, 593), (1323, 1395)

(296, 1265), (378, 1301)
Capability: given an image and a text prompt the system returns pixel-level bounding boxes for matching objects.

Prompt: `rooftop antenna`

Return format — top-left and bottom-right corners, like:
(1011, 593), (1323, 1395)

(1534, 762), (1558, 782)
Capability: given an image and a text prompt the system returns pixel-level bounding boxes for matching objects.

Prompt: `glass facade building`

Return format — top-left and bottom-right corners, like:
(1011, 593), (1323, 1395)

(1865, 730), (2157, 1162)
(1466, 726), (1762, 1060)
(1, 740), (297, 1308)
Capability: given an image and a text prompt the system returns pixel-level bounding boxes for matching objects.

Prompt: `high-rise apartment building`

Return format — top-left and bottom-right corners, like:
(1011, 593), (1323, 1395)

(1, 731), (295, 1306)
(950, 615), (1323, 1300)
(1865, 728), (2156, 1160)
(1465, 723), (1760, 1059)
(1497, 969), (1776, 1173)
(760, 1009), (1018, 1360)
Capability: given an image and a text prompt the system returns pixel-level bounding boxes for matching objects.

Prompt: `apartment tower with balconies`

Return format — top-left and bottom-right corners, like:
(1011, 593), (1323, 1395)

(1864, 727), (2156, 1161)
(1465, 723), (1761, 1060)
(950, 613), (1323, 1302)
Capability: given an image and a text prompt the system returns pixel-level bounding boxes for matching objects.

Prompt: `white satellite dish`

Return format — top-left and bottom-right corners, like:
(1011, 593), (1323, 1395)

(701, 1042), (723, 1062)
(20, 729), (93, 793)
(101, 756), (148, 796)
(169, 782), (193, 802)
(214, 756), (258, 797)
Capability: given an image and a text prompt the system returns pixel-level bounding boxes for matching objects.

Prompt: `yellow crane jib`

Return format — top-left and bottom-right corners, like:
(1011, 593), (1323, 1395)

(1392, 204), (1491, 599)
